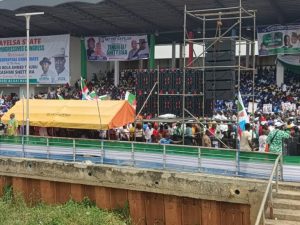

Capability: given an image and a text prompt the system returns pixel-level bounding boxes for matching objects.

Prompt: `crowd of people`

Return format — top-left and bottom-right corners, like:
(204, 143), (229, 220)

(216, 67), (300, 113)
(0, 110), (299, 155)
(35, 70), (136, 101)
(0, 67), (299, 155)
(95, 110), (299, 155)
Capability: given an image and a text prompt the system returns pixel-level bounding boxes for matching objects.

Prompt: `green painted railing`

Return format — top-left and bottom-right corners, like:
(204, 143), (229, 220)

(0, 135), (280, 164)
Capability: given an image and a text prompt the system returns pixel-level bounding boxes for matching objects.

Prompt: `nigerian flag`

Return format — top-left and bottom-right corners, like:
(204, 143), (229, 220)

(125, 91), (136, 108)
(237, 91), (249, 137)
(81, 77), (90, 100)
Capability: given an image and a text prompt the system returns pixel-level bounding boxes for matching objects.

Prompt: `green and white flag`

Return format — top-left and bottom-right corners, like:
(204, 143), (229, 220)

(88, 91), (98, 100)
(125, 91), (136, 108)
(81, 77), (90, 100)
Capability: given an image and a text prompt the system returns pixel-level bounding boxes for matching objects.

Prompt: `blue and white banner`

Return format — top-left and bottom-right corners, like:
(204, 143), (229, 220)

(0, 34), (70, 84)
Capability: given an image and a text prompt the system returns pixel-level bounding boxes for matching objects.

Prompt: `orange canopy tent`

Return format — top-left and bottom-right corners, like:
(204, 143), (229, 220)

(2, 99), (135, 130)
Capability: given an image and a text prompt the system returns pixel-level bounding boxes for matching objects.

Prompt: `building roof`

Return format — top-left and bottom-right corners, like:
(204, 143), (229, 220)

(0, 0), (299, 44)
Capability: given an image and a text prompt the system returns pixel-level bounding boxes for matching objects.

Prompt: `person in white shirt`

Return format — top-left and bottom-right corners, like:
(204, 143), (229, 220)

(259, 130), (269, 152)
(120, 125), (129, 141)
(240, 123), (253, 151)
(144, 124), (153, 143)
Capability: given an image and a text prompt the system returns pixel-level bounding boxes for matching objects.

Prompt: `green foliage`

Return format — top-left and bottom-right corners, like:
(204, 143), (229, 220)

(113, 201), (132, 225)
(81, 196), (96, 208)
(2, 185), (13, 203)
(0, 194), (127, 225)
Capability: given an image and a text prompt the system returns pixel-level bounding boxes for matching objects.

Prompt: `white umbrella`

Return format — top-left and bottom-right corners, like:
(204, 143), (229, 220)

(0, 0), (103, 10)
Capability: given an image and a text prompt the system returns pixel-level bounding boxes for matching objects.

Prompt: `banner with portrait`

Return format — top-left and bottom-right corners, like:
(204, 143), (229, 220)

(0, 34), (70, 84)
(263, 104), (273, 114)
(258, 24), (300, 56)
(85, 35), (149, 61)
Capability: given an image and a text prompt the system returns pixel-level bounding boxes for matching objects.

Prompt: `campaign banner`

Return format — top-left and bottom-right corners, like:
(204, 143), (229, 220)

(85, 35), (149, 61)
(0, 34), (70, 84)
(263, 104), (272, 114)
(258, 24), (300, 56)
(282, 102), (296, 112)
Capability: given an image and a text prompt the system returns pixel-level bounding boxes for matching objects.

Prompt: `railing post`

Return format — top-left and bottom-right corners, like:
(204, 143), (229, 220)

(276, 163), (279, 193)
(73, 139), (76, 162)
(198, 147), (201, 172)
(101, 140), (104, 164)
(280, 154), (284, 181)
(163, 145), (166, 170)
(22, 136), (25, 157)
(46, 137), (49, 159)
(131, 142), (135, 167)
(235, 150), (240, 176)
(262, 211), (265, 224)
(269, 183), (274, 219)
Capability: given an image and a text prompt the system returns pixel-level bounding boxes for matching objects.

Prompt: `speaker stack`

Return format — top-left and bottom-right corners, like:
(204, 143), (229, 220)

(204, 39), (236, 116)
(136, 70), (157, 116)
(136, 69), (204, 117)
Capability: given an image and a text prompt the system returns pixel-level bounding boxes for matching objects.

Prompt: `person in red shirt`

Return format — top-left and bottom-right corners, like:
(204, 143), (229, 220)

(209, 122), (217, 137)
(152, 126), (159, 143)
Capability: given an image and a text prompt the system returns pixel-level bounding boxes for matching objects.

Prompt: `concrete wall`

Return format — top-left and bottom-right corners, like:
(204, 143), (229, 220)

(0, 175), (251, 225)
(0, 157), (267, 225)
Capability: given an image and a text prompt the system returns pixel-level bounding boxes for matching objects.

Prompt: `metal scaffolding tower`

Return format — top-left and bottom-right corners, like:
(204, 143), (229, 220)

(183, 0), (256, 162)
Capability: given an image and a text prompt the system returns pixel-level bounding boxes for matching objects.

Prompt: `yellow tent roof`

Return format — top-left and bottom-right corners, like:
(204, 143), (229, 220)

(2, 99), (135, 130)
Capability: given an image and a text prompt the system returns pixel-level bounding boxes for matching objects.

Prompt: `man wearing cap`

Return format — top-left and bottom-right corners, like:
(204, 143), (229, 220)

(39, 57), (55, 84)
(53, 48), (69, 84)
(266, 121), (290, 153)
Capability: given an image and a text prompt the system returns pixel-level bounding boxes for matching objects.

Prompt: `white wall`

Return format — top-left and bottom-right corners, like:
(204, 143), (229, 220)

(69, 37), (81, 85)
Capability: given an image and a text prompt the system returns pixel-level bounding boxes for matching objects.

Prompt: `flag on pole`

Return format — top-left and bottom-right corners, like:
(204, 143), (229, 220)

(81, 77), (90, 100)
(237, 91), (249, 137)
(125, 91), (136, 108)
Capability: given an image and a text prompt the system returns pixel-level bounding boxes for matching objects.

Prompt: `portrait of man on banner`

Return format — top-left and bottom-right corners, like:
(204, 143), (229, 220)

(127, 39), (139, 60)
(53, 48), (69, 83)
(283, 34), (293, 48)
(38, 57), (55, 84)
(86, 37), (95, 58)
(137, 39), (149, 59)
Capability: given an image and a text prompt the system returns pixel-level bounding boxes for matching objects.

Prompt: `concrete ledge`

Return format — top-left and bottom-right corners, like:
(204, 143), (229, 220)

(0, 156), (267, 205)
